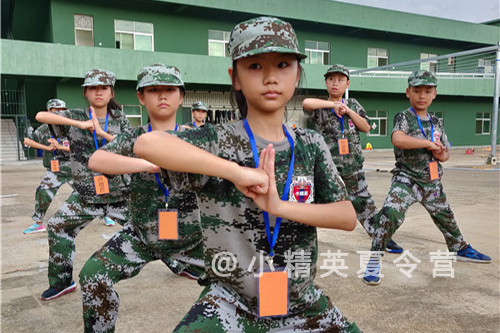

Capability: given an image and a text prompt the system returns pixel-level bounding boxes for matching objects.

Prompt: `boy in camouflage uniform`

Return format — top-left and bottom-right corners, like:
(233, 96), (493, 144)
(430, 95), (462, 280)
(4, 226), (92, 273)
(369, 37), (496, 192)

(185, 101), (208, 128)
(303, 64), (403, 253)
(23, 99), (73, 234)
(135, 17), (362, 333)
(363, 70), (491, 285)
(35, 69), (131, 300)
(79, 64), (204, 333)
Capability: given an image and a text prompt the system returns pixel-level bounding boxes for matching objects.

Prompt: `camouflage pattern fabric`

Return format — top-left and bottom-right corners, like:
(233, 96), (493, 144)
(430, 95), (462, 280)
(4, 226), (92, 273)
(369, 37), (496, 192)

(371, 174), (466, 252)
(32, 170), (73, 223)
(165, 121), (360, 331)
(29, 123), (71, 170)
(370, 108), (466, 252)
(56, 109), (130, 203)
(228, 16), (307, 60)
(46, 98), (67, 109)
(136, 64), (184, 89)
(324, 64), (350, 79)
(174, 282), (361, 332)
(305, 98), (377, 236)
(408, 70), (438, 87)
(191, 101), (208, 111)
(47, 190), (128, 290)
(79, 124), (204, 333)
(81, 69), (116, 87)
(392, 108), (450, 183)
(29, 123), (73, 223)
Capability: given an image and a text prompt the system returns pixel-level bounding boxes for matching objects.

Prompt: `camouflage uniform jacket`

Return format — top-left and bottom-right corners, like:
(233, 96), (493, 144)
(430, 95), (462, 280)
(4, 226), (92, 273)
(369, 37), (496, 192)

(30, 123), (71, 171)
(305, 98), (369, 177)
(392, 108), (450, 183)
(55, 108), (130, 203)
(167, 120), (348, 316)
(101, 124), (201, 254)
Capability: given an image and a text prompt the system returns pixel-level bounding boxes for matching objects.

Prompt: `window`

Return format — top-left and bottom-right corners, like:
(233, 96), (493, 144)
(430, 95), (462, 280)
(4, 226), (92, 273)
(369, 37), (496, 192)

(420, 53), (438, 72)
(122, 105), (143, 127)
(478, 59), (494, 73)
(475, 112), (491, 134)
(74, 14), (94, 46)
(304, 40), (330, 65)
(366, 110), (387, 136)
(115, 20), (154, 51)
(208, 30), (230, 57)
(367, 48), (388, 68)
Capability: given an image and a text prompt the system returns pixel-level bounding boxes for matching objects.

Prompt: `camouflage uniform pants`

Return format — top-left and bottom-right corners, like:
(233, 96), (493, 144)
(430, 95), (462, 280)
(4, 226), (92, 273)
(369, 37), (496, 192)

(342, 169), (378, 237)
(80, 223), (204, 333)
(371, 174), (466, 252)
(32, 170), (73, 223)
(173, 283), (362, 333)
(47, 191), (127, 290)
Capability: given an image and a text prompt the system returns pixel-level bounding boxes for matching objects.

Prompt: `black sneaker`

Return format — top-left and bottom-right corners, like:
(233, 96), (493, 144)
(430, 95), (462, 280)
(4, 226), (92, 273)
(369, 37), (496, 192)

(385, 239), (403, 253)
(41, 281), (77, 301)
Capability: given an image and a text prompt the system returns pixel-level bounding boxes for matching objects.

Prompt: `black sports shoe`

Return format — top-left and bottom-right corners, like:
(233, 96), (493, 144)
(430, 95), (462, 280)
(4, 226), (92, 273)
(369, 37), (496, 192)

(41, 281), (77, 301)
(385, 239), (403, 253)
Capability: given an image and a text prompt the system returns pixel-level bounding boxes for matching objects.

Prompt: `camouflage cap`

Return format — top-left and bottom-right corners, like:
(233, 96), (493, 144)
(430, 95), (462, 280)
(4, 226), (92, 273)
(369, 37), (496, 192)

(191, 101), (208, 112)
(324, 64), (350, 79)
(408, 70), (438, 87)
(228, 16), (307, 61)
(136, 64), (184, 90)
(46, 99), (67, 110)
(81, 69), (116, 87)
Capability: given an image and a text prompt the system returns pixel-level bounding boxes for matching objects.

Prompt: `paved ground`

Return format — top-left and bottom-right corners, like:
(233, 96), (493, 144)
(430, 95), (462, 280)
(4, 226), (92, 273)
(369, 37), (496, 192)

(1, 147), (499, 333)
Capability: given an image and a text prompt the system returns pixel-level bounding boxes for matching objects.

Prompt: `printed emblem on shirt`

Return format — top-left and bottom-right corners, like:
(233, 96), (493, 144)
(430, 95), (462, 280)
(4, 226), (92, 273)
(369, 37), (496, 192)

(289, 176), (314, 203)
(63, 140), (70, 147)
(433, 131), (441, 143)
(348, 119), (355, 129)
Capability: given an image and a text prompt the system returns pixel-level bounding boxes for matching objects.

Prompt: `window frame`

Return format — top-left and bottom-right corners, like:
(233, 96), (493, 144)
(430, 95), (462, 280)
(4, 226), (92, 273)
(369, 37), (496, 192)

(366, 110), (388, 137)
(304, 40), (330, 65)
(420, 53), (438, 72)
(208, 29), (230, 57)
(114, 19), (154, 52)
(367, 47), (389, 68)
(122, 104), (143, 127)
(475, 112), (491, 135)
(74, 14), (94, 47)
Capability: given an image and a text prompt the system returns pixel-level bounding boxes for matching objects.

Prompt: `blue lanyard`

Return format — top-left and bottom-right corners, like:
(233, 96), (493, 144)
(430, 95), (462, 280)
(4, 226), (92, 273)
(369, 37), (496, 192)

(50, 136), (60, 156)
(243, 118), (295, 257)
(410, 107), (434, 142)
(192, 121), (197, 128)
(88, 110), (109, 149)
(330, 99), (345, 134)
(148, 123), (178, 202)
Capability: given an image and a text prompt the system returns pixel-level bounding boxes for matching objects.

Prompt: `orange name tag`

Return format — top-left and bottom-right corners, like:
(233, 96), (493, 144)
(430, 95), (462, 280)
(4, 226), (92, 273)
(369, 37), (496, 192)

(338, 138), (349, 155)
(50, 159), (60, 172)
(258, 270), (288, 318)
(429, 161), (439, 180)
(94, 175), (110, 195)
(158, 209), (178, 240)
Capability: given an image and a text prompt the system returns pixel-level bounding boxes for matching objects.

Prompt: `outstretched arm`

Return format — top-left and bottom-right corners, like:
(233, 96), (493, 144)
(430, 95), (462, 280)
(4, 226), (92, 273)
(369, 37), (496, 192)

(134, 131), (269, 197)
(89, 108), (116, 142)
(303, 98), (338, 113)
(36, 111), (94, 131)
(24, 137), (55, 151)
(252, 145), (356, 230)
(89, 150), (160, 175)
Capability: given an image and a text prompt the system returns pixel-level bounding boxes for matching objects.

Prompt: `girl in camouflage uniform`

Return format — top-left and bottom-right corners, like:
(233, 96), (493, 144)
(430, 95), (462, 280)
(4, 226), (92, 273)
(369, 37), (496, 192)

(135, 17), (362, 333)
(79, 64), (204, 333)
(35, 69), (130, 301)
(23, 99), (73, 234)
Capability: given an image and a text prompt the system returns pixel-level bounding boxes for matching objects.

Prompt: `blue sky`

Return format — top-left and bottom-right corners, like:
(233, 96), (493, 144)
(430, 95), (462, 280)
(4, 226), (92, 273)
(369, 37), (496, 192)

(332, 0), (500, 23)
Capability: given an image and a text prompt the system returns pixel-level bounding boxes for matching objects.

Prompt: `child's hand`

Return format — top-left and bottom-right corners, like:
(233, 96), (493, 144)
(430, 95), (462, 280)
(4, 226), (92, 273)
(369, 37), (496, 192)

(79, 119), (95, 132)
(89, 107), (104, 135)
(143, 160), (161, 173)
(426, 141), (443, 152)
(250, 145), (284, 216)
(331, 101), (343, 115)
(233, 145), (272, 199)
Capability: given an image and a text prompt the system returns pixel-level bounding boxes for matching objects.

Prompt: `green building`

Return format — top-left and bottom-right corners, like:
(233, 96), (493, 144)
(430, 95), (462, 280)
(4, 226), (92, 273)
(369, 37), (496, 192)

(1, 0), (499, 160)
